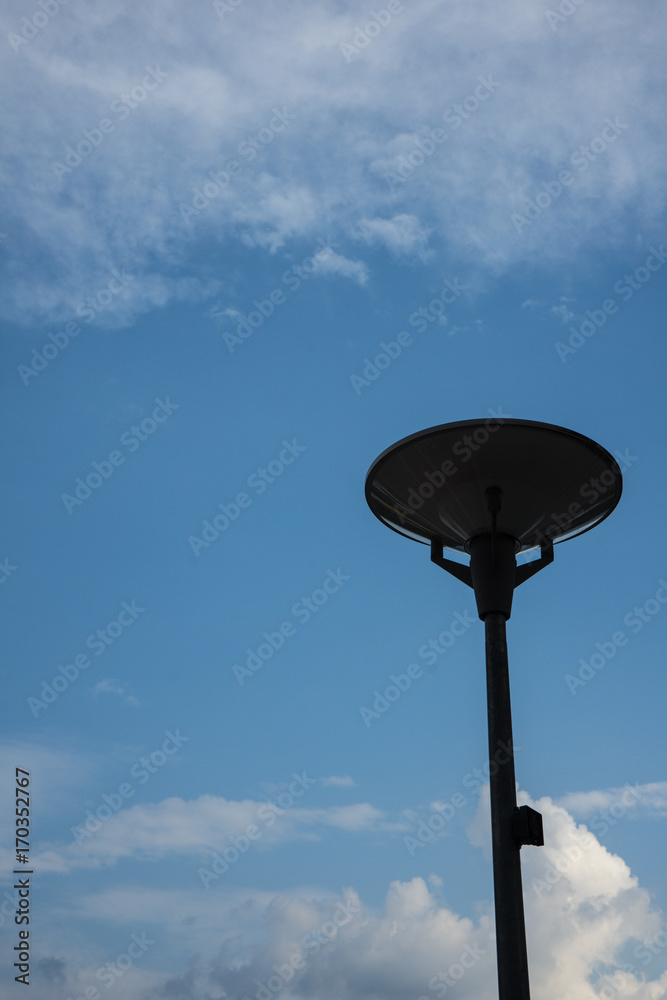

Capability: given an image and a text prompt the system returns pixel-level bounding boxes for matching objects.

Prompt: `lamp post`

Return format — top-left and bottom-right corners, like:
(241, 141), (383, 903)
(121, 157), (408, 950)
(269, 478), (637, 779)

(365, 418), (622, 1000)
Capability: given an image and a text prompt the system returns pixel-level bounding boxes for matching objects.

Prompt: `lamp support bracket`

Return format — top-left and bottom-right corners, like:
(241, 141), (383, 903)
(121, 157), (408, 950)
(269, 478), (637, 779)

(430, 536), (554, 619)
(514, 540), (554, 587)
(430, 539), (473, 587)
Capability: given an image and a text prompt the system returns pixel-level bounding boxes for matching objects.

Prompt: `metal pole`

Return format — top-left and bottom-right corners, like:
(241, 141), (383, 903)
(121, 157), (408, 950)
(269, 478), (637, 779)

(485, 612), (531, 1000)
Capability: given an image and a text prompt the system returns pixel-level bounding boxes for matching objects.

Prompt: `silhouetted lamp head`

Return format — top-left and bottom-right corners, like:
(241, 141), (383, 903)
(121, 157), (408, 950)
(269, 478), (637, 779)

(366, 418), (624, 620)
(365, 418), (622, 555)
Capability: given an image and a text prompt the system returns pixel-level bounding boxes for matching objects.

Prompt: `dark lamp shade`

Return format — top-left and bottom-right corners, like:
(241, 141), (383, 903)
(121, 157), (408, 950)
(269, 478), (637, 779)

(365, 419), (622, 553)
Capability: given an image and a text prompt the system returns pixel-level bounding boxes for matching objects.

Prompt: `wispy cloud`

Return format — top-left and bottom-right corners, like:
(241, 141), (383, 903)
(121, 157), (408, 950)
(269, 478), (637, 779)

(92, 678), (140, 706)
(2, 1), (665, 328)
(24, 794), (401, 873)
(351, 214), (432, 260)
(311, 249), (369, 284)
(551, 301), (575, 323)
(320, 775), (356, 787)
(557, 782), (667, 819)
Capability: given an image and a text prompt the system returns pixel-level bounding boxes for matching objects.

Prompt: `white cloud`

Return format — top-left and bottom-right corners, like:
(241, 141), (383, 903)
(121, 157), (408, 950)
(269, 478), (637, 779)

(232, 177), (321, 253)
(27, 793), (399, 872)
(92, 678), (140, 706)
(320, 775), (356, 787)
(311, 249), (369, 284)
(351, 214), (432, 259)
(551, 301), (575, 323)
(157, 790), (667, 1000)
(7, 781), (667, 999)
(557, 782), (667, 819)
(2, 0), (665, 328)
(58, 787), (667, 1000)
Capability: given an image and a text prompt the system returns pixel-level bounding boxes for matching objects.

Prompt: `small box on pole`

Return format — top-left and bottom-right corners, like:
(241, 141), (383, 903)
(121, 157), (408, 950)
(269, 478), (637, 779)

(513, 805), (544, 847)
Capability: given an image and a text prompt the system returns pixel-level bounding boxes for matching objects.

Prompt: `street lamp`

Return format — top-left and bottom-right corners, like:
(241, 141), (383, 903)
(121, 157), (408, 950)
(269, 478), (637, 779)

(365, 418), (623, 1000)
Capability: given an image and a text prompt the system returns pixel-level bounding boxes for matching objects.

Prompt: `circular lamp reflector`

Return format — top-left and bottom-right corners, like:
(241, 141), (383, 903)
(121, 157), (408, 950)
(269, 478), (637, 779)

(365, 418), (622, 553)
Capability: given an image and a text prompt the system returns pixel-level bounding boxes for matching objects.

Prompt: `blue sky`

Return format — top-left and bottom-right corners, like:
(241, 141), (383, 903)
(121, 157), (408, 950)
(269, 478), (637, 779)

(2, 1), (667, 998)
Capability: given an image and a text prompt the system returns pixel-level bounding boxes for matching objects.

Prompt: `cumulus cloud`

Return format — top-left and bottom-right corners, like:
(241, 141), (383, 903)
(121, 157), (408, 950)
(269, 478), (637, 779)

(58, 785), (667, 1000)
(146, 790), (667, 1000)
(13, 783), (666, 1000)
